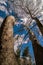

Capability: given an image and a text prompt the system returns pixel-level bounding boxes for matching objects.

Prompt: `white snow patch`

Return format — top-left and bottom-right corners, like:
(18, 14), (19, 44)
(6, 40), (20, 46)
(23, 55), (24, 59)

(0, 1), (7, 6)
(0, 17), (3, 20)
(0, 5), (9, 15)
(21, 17), (28, 25)
(14, 42), (18, 53)
(0, 17), (3, 26)
(0, 6), (6, 11)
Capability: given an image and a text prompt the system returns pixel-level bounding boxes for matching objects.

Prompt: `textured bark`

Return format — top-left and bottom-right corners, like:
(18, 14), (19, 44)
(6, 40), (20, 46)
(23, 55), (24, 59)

(33, 41), (43, 65)
(29, 29), (43, 65)
(0, 16), (18, 65)
(32, 17), (43, 35)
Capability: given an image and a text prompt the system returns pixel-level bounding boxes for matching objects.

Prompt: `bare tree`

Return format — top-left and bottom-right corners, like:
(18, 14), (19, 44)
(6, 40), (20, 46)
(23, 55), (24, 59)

(24, 5), (43, 35)
(10, 0), (43, 35)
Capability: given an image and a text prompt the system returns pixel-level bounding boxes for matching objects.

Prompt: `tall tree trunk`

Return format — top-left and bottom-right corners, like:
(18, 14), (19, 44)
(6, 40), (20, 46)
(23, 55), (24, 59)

(29, 29), (43, 65)
(0, 16), (18, 65)
(33, 40), (43, 65)
(32, 17), (43, 35)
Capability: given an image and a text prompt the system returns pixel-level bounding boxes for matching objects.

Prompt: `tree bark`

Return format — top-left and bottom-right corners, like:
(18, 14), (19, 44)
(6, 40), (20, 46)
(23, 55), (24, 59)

(32, 17), (43, 35)
(0, 16), (18, 65)
(29, 29), (43, 65)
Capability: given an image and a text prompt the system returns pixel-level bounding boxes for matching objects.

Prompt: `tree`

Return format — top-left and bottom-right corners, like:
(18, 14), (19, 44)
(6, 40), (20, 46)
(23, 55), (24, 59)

(24, 6), (43, 35)
(0, 16), (18, 65)
(10, 0), (43, 35)
(23, 25), (43, 65)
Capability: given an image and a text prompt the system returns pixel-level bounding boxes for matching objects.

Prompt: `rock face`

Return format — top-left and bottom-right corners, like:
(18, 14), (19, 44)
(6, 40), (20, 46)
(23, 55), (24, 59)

(0, 16), (18, 65)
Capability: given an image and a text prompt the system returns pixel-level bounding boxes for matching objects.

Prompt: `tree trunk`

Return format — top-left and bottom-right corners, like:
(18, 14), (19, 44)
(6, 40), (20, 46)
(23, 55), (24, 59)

(29, 29), (43, 65)
(33, 40), (43, 65)
(32, 17), (43, 35)
(0, 16), (18, 65)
